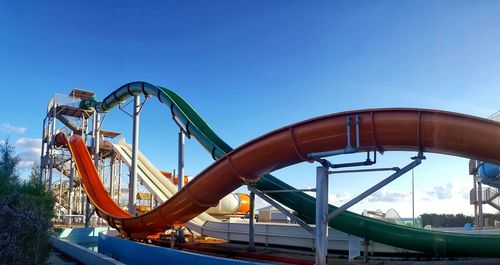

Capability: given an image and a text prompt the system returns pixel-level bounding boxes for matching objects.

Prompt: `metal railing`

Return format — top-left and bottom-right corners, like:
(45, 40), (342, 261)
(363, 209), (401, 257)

(47, 93), (82, 112)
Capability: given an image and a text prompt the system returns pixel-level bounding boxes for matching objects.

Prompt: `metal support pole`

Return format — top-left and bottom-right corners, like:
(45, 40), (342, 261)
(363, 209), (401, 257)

(67, 159), (74, 226)
(40, 118), (47, 184)
(363, 237), (369, 262)
(177, 130), (185, 191)
(412, 168), (415, 226)
(47, 154), (54, 191)
(48, 105), (57, 190)
(85, 110), (100, 227)
(47, 109), (56, 192)
(78, 184), (82, 215)
(58, 165), (63, 221)
(478, 181), (483, 230)
(129, 95), (140, 215)
(85, 197), (91, 227)
(110, 156), (115, 198)
(248, 190), (256, 252)
(117, 159), (122, 205)
(81, 114), (86, 142)
(474, 177), (478, 228)
(93, 111), (101, 174)
(315, 165), (329, 265)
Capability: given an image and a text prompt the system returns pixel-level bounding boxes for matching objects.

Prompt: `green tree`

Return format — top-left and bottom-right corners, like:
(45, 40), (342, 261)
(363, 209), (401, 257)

(0, 139), (20, 194)
(420, 213), (474, 228)
(0, 140), (55, 265)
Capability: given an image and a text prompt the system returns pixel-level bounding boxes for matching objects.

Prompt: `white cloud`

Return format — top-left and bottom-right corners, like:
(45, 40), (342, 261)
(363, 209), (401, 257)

(368, 187), (410, 203)
(17, 147), (41, 170)
(16, 138), (41, 149)
(18, 161), (35, 169)
(426, 183), (458, 200)
(0, 123), (26, 134)
(305, 189), (352, 205)
(329, 192), (351, 204)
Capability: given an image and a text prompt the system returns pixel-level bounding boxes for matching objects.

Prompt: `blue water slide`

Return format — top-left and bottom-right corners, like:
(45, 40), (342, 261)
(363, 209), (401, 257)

(478, 163), (500, 178)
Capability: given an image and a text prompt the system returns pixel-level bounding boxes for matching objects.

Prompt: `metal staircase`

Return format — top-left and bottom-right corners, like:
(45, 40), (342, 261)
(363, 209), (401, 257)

(56, 114), (80, 133)
(470, 187), (500, 211)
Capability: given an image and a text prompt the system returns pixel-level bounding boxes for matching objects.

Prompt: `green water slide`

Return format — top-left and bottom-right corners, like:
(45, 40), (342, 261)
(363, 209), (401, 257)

(81, 81), (500, 257)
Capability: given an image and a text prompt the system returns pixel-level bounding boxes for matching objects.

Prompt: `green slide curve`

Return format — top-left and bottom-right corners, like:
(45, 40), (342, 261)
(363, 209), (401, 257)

(81, 81), (500, 257)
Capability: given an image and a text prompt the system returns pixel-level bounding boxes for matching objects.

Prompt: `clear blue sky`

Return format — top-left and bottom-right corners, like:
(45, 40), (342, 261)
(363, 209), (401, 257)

(0, 1), (499, 217)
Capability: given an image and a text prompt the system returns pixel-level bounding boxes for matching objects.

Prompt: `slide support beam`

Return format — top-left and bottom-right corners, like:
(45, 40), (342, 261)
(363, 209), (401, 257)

(117, 159), (122, 204)
(110, 156), (115, 199)
(327, 155), (424, 221)
(93, 111), (100, 170)
(249, 187), (313, 234)
(67, 159), (74, 226)
(478, 181), (483, 230)
(178, 130), (185, 191)
(247, 188), (256, 252)
(129, 95), (140, 215)
(315, 165), (329, 265)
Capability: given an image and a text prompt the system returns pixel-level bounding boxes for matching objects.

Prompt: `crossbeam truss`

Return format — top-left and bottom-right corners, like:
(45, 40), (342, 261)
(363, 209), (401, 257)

(246, 114), (425, 265)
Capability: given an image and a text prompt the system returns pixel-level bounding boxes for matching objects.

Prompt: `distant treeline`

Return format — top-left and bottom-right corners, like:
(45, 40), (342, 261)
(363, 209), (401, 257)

(420, 213), (500, 227)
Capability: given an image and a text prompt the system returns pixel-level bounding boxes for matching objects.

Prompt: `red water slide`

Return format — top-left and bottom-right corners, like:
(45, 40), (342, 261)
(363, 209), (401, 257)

(61, 109), (500, 238)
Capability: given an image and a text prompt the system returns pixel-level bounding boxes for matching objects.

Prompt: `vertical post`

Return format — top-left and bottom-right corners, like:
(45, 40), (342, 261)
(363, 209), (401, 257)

(93, 111), (100, 170)
(67, 159), (74, 226)
(363, 237), (369, 262)
(47, 154), (54, 191)
(315, 165), (329, 265)
(48, 104), (57, 190)
(40, 118), (47, 185)
(474, 177), (478, 228)
(117, 159), (122, 205)
(80, 185), (84, 215)
(412, 168), (415, 226)
(129, 95), (140, 215)
(85, 196), (91, 227)
(177, 130), (185, 191)
(77, 184), (82, 215)
(58, 163), (63, 221)
(86, 110), (100, 227)
(110, 156), (115, 198)
(248, 189), (256, 252)
(478, 181), (483, 230)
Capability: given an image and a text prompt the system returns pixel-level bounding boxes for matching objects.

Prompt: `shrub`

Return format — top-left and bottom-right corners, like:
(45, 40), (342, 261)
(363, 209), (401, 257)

(0, 140), (55, 265)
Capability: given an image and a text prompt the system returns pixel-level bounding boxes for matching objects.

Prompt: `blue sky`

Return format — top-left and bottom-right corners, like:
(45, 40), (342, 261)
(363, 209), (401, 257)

(0, 1), (499, 217)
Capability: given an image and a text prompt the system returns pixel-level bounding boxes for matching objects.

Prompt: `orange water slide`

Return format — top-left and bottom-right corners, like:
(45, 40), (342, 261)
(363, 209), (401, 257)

(63, 109), (500, 238)
(160, 170), (189, 186)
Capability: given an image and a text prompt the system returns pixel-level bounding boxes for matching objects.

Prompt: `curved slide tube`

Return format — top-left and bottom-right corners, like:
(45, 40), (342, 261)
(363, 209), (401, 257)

(112, 141), (248, 217)
(73, 82), (500, 256)
(479, 163), (500, 178)
(112, 141), (369, 251)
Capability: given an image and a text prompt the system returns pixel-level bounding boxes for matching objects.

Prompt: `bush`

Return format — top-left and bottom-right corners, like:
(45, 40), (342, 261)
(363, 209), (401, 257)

(0, 140), (55, 265)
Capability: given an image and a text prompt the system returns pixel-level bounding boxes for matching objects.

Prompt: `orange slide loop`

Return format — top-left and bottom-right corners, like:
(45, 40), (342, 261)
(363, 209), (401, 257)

(64, 109), (500, 238)
(236, 193), (250, 214)
(369, 111), (384, 154)
(289, 126), (309, 161)
(226, 155), (248, 183)
(416, 111), (422, 148)
(184, 185), (219, 208)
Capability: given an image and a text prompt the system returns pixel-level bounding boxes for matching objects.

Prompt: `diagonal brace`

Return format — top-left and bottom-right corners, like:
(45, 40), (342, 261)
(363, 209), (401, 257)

(327, 155), (424, 221)
(248, 186), (314, 234)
